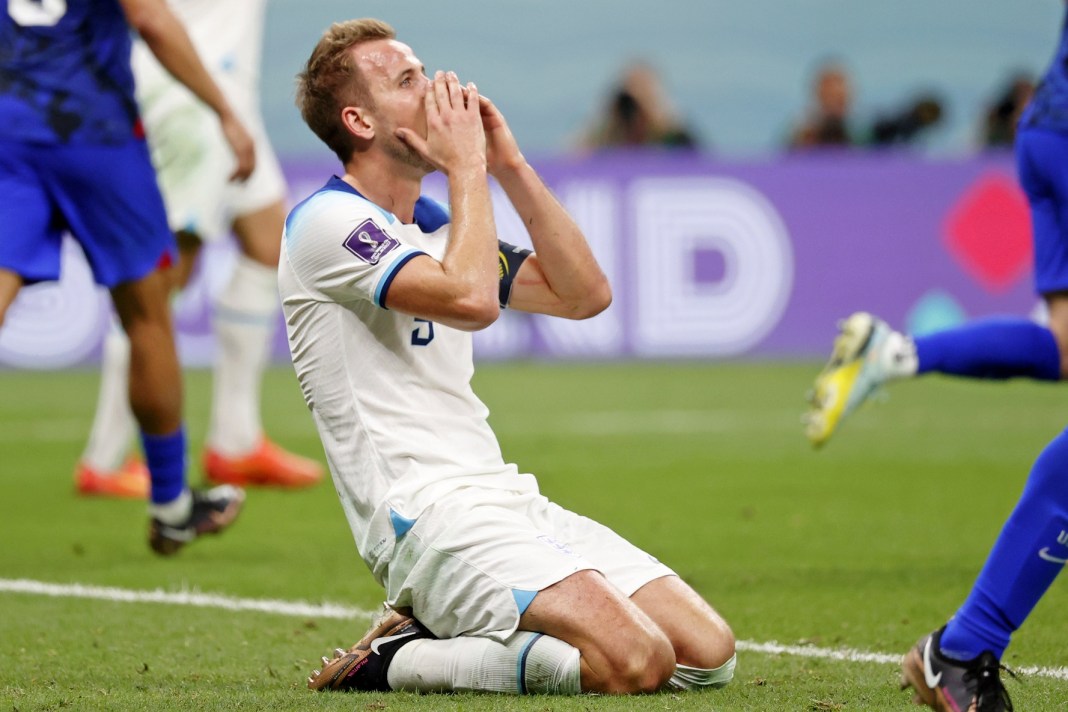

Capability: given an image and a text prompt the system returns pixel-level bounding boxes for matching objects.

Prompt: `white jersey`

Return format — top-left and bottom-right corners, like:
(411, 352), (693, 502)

(129, 0), (283, 239)
(279, 177), (537, 583)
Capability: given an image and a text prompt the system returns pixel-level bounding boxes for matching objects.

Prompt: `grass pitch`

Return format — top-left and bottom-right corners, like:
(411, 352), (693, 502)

(0, 361), (1065, 710)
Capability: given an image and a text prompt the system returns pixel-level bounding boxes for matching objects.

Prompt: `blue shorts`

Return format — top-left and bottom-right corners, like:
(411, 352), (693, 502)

(1017, 127), (1068, 295)
(0, 138), (175, 288)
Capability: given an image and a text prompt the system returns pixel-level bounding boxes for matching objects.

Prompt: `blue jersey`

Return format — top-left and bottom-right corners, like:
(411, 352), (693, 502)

(1021, 5), (1068, 134)
(0, 0), (139, 144)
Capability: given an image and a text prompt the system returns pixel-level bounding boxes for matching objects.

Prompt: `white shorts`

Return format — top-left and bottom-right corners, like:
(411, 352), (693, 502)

(132, 48), (286, 242)
(383, 486), (675, 642)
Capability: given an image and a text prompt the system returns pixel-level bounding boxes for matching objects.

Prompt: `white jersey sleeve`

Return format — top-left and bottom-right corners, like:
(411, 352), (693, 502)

(283, 188), (426, 308)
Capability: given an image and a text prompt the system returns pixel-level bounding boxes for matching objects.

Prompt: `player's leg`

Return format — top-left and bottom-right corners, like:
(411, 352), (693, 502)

(375, 570), (675, 695)
(109, 270), (182, 435)
(0, 268), (22, 328)
(76, 319), (144, 497)
(630, 575), (737, 689)
(76, 52), (211, 498)
(76, 232), (201, 498)
(805, 306), (1061, 446)
(805, 128), (1068, 447)
(524, 570), (679, 692)
(900, 427), (1068, 711)
(804, 312), (917, 446)
(207, 200), (280, 460)
(310, 492), (678, 695)
(231, 199), (282, 267)
(390, 495), (710, 694)
(108, 261), (243, 554)
(1047, 290), (1068, 370)
(311, 604), (582, 695)
(202, 198), (322, 487)
(939, 427), (1068, 659)
(0, 141), (145, 496)
(61, 140), (243, 553)
(534, 498), (735, 690)
(0, 141), (60, 328)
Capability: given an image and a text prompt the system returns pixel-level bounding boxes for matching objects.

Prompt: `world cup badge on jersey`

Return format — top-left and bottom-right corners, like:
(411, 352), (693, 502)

(343, 219), (400, 265)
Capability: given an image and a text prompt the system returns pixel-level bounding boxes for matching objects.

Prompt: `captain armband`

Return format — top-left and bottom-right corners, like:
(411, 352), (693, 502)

(497, 240), (532, 308)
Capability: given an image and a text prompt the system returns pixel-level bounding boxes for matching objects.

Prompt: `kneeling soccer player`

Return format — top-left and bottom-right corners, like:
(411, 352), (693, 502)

(282, 18), (736, 695)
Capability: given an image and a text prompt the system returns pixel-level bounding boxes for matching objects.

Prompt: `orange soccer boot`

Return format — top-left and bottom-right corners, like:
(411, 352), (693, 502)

(203, 438), (323, 488)
(75, 457), (150, 499)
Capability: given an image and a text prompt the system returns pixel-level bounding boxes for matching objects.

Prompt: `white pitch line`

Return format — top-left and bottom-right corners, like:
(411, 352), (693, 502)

(734, 640), (1068, 682)
(0, 577), (377, 621)
(2, 578), (1066, 682)
(737, 639), (901, 666)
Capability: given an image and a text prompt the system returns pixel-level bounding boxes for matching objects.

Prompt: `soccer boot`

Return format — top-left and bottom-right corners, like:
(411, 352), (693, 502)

(900, 627), (1014, 712)
(804, 311), (894, 448)
(75, 457), (149, 499)
(308, 608), (435, 692)
(203, 438), (322, 488)
(148, 485), (245, 556)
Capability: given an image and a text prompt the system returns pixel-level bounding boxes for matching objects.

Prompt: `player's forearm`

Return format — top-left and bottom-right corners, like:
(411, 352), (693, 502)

(121, 0), (235, 123)
(439, 167), (500, 326)
(495, 162), (611, 317)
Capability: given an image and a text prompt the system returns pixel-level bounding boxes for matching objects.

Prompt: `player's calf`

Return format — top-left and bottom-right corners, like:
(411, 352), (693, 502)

(310, 607), (583, 695)
(0, 267), (23, 329)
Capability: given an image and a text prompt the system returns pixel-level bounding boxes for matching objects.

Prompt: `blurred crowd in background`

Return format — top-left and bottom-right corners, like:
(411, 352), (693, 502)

(576, 58), (1036, 155)
(256, 2), (1055, 162)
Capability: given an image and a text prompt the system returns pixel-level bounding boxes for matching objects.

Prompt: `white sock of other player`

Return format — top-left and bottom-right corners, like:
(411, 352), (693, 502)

(82, 322), (137, 472)
(208, 255), (278, 456)
(880, 330), (919, 380)
(666, 655), (737, 690)
(148, 487), (192, 525)
(386, 631), (581, 694)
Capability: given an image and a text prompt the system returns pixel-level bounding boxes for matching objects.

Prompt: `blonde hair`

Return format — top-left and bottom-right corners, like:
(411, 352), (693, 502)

(295, 18), (396, 162)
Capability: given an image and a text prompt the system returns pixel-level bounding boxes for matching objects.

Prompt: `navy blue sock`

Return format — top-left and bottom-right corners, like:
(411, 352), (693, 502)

(940, 428), (1068, 659)
(140, 427), (187, 505)
(914, 318), (1059, 380)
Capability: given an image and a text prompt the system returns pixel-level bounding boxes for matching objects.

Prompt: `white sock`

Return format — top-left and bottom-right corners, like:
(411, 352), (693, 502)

(386, 631), (581, 694)
(82, 323), (137, 471)
(208, 255), (278, 456)
(148, 488), (192, 524)
(667, 655), (737, 690)
(880, 331), (919, 380)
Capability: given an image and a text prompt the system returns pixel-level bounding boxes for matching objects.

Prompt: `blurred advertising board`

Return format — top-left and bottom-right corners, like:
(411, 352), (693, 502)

(0, 152), (1035, 368)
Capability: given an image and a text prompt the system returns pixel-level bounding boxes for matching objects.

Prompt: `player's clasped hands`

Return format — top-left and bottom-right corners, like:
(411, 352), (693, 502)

(476, 93), (524, 177)
(397, 70), (486, 176)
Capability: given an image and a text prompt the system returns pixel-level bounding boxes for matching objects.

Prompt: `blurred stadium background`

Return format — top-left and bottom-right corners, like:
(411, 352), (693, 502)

(258, 0), (1060, 159)
(0, 1), (1054, 369)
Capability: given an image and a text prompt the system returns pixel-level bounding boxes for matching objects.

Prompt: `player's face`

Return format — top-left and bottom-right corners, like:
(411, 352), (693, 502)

(353, 39), (432, 171)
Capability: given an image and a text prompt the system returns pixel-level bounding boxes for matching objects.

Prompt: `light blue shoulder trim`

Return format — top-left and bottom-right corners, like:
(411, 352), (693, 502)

(389, 508), (417, 538)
